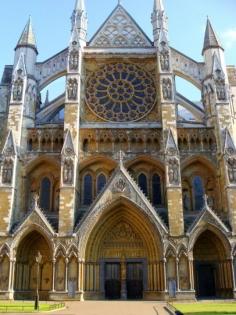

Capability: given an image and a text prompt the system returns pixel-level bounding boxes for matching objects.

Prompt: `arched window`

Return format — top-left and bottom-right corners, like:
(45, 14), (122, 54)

(192, 176), (204, 211)
(152, 174), (162, 205)
(138, 173), (148, 196)
(40, 177), (51, 212)
(83, 174), (93, 205)
(97, 174), (106, 195)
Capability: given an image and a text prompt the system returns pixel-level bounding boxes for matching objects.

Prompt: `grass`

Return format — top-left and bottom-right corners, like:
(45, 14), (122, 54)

(173, 303), (236, 315)
(0, 301), (65, 313)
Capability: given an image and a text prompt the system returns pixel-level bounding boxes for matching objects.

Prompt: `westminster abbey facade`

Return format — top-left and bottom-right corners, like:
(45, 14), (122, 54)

(0, 0), (236, 301)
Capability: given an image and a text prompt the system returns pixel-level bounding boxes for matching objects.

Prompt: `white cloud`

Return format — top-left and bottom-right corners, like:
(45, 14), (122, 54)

(221, 28), (236, 49)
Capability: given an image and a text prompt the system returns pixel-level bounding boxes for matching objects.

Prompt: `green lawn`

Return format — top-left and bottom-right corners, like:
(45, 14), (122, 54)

(0, 302), (65, 313)
(173, 303), (236, 315)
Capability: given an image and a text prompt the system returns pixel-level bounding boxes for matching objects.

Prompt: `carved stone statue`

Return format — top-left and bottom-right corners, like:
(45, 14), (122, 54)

(227, 157), (236, 183)
(160, 50), (170, 71)
(215, 79), (226, 101)
(67, 78), (78, 100)
(13, 78), (24, 101)
(63, 158), (73, 185)
(168, 158), (179, 185)
(69, 50), (79, 71)
(162, 78), (172, 100)
(1, 158), (13, 185)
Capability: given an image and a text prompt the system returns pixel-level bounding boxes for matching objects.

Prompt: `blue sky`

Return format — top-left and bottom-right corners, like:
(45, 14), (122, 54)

(0, 0), (235, 101)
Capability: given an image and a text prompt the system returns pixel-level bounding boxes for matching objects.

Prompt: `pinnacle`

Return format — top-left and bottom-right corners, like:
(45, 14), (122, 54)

(75, 0), (85, 12)
(202, 18), (223, 54)
(16, 16), (37, 53)
(153, 0), (164, 12)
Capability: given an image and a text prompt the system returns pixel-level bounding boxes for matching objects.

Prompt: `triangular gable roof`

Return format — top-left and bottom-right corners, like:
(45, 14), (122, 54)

(187, 197), (229, 236)
(76, 161), (168, 237)
(89, 4), (153, 48)
(223, 127), (236, 155)
(165, 128), (178, 154)
(12, 205), (55, 236)
(61, 129), (76, 156)
(2, 130), (17, 156)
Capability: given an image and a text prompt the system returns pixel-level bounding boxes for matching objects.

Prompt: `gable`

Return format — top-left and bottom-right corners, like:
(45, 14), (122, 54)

(89, 5), (152, 48)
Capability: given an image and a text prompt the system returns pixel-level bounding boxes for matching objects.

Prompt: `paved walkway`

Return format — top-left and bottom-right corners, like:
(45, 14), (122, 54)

(51, 301), (169, 315)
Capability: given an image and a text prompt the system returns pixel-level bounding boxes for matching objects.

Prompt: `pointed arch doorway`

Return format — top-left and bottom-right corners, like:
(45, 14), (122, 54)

(84, 200), (165, 300)
(14, 231), (52, 300)
(193, 230), (233, 298)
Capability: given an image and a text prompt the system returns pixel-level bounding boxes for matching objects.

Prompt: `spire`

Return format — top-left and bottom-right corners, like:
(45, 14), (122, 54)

(202, 18), (223, 55)
(153, 0), (164, 12)
(75, 0), (85, 12)
(152, 0), (168, 44)
(71, 0), (87, 43)
(44, 90), (49, 107)
(15, 17), (38, 53)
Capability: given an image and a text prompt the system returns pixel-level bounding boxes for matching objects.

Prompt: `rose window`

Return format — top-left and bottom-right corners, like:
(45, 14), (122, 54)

(85, 63), (156, 122)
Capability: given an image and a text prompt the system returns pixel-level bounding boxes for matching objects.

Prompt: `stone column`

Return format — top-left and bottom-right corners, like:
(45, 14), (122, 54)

(120, 257), (127, 299)
(65, 258), (69, 292)
(176, 258), (180, 292)
(52, 259), (56, 292)
(162, 258), (168, 292)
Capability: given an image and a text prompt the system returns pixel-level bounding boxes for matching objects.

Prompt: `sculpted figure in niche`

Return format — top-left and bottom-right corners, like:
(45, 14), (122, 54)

(69, 50), (79, 71)
(162, 78), (172, 100)
(216, 79), (226, 101)
(67, 78), (78, 100)
(168, 158), (179, 185)
(63, 158), (73, 185)
(227, 158), (236, 183)
(160, 46), (170, 71)
(2, 158), (13, 185)
(13, 78), (23, 101)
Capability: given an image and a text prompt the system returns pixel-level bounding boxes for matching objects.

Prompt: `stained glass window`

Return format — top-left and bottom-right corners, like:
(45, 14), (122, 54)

(138, 173), (148, 196)
(40, 177), (51, 212)
(85, 63), (156, 122)
(152, 174), (162, 205)
(97, 174), (106, 195)
(193, 176), (204, 211)
(83, 174), (93, 205)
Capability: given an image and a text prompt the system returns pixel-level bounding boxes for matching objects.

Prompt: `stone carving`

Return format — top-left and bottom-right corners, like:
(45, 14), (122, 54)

(63, 158), (74, 185)
(160, 51), (170, 71)
(168, 158), (179, 185)
(69, 50), (79, 71)
(160, 42), (170, 71)
(13, 77), (24, 101)
(227, 157), (236, 184)
(162, 78), (172, 100)
(85, 63), (156, 122)
(104, 222), (143, 245)
(90, 6), (152, 48)
(215, 78), (226, 101)
(114, 177), (126, 193)
(67, 78), (78, 100)
(1, 158), (13, 185)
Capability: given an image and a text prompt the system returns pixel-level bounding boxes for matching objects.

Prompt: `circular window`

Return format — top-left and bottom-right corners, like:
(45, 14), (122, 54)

(85, 63), (156, 122)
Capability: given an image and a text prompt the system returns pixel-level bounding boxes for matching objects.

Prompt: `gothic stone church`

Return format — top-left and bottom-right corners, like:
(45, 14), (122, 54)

(0, 0), (236, 301)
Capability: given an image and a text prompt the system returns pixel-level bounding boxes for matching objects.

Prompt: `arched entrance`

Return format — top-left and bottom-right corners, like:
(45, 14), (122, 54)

(84, 201), (165, 300)
(193, 230), (233, 298)
(14, 231), (52, 300)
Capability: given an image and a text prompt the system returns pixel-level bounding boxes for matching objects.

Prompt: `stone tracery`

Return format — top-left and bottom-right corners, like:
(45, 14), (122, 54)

(85, 63), (156, 122)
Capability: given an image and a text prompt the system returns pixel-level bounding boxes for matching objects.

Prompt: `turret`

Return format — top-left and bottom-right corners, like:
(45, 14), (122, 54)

(14, 17), (38, 76)
(151, 0), (168, 45)
(202, 18), (227, 79)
